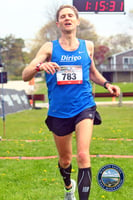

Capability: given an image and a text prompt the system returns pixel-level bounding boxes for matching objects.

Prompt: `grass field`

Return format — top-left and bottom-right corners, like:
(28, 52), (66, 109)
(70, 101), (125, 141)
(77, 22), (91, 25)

(0, 105), (133, 200)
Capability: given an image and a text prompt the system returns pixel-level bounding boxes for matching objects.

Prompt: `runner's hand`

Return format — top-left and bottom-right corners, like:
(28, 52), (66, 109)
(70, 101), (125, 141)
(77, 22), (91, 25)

(39, 62), (60, 74)
(107, 84), (120, 97)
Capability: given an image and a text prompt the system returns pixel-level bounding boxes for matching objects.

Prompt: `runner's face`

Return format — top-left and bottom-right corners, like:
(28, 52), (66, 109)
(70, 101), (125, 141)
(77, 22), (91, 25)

(56, 8), (79, 33)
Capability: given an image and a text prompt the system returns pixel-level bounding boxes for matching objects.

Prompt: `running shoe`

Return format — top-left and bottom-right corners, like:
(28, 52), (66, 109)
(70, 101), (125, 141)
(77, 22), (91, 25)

(64, 179), (76, 200)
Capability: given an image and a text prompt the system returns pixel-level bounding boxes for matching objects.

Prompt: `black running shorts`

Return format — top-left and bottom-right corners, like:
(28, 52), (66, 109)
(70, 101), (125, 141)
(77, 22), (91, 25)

(45, 106), (99, 136)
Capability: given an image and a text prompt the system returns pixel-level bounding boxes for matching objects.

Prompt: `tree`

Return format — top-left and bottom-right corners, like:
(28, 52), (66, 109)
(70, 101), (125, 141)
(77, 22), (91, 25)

(0, 35), (29, 77)
(95, 32), (133, 65)
(106, 34), (133, 54)
(77, 18), (98, 43)
(94, 45), (109, 66)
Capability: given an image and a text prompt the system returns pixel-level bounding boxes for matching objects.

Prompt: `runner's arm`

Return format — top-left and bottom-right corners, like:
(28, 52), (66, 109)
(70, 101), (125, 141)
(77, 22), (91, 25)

(22, 42), (60, 81)
(87, 41), (120, 96)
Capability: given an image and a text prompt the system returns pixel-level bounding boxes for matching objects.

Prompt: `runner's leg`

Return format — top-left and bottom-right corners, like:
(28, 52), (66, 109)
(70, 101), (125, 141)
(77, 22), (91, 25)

(53, 133), (73, 189)
(75, 119), (93, 200)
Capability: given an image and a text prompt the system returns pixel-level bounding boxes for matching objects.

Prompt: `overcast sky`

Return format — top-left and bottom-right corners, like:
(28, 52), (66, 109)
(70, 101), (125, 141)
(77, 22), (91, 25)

(0, 0), (133, 41)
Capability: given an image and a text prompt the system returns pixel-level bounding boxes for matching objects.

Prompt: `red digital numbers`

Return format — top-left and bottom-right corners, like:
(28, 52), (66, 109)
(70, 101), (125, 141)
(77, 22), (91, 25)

(85, 0), (124, 12)
(99, 1), (106, 11)
(85, 1), (91, 10)
(95, 0), (116, 12)
(120, 1), (124, 11)
(109, 1), (116, 11)
(95, 1), (99, 11)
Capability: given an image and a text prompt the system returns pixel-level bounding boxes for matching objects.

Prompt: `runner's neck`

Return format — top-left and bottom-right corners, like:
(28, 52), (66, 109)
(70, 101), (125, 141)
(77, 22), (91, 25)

(59, 37), (79, 51)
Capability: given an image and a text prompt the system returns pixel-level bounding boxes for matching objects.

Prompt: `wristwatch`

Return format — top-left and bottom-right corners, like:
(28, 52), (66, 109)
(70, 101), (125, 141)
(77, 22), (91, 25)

(104, 81), (111, 89)
(35, 63), (42, 72)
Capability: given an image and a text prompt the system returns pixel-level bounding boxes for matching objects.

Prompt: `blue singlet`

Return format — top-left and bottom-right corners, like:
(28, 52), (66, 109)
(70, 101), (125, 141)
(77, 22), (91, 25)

(45, 39), (96, 118)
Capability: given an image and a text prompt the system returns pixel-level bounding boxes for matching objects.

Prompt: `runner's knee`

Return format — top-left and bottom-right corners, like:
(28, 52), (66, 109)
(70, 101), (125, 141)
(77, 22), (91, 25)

(59, 156), (72, 168)
(77, 151), (90, 165)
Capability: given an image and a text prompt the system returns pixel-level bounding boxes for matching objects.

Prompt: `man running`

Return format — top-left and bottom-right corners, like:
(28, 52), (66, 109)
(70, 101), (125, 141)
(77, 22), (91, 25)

(22, 5), (120, 200)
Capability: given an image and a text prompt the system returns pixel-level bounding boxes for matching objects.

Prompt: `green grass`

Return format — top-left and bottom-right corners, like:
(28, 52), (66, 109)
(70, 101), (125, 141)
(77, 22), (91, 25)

(94, 82), (133, 93)
(93, 82), (133, 102)
(0, 158), (132, 200)
(0, 106), (133, 200)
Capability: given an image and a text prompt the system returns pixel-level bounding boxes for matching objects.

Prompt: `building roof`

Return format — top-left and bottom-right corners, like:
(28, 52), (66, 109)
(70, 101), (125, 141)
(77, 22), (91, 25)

(109, 48), (133, 58)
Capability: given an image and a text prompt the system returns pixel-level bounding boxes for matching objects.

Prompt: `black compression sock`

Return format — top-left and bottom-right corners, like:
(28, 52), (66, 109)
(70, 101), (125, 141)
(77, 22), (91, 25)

(58, 162), (72, 187)
(78, 167), (92, 200)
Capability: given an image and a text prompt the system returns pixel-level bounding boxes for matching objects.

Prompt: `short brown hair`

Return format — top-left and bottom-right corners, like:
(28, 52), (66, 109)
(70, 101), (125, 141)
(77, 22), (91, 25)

(56, 5), (79, 22)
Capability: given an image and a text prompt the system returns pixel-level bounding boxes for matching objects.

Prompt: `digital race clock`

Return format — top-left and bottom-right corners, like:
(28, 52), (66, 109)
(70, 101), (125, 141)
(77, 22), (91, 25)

(73, 0), (124, 13)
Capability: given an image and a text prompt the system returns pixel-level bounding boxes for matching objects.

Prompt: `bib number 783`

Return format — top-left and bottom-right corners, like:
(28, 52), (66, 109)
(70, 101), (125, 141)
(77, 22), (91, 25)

(62, 73), (76, 81)
(57, 65), (83, 85)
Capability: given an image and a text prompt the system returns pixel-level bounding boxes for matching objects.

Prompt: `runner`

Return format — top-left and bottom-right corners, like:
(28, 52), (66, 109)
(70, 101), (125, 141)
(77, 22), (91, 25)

(22, 5), (120, 200)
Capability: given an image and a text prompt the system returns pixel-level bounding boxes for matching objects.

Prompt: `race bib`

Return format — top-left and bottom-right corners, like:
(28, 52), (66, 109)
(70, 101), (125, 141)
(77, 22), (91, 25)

(56, 65), (83, 85)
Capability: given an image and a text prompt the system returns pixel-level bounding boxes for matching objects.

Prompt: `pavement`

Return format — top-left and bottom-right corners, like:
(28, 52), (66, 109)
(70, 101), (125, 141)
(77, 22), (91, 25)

(96, 100), (133, 106)
(35, 101), (133, 109)
(2, 80), (30, 93)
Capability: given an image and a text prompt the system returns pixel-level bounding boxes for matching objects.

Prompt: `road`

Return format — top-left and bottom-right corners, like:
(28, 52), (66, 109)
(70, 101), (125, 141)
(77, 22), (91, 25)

(1, 80), (33, 94)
